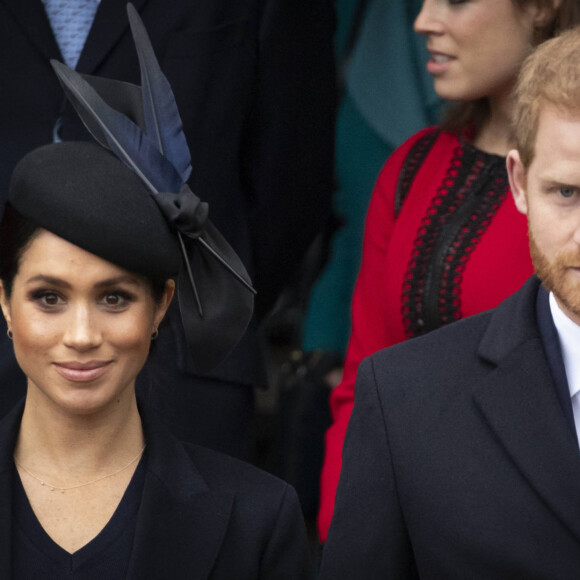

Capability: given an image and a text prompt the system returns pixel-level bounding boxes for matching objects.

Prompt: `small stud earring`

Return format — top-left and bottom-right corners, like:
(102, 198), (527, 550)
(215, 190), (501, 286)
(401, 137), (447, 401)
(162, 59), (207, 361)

(151, 329), (159, 341)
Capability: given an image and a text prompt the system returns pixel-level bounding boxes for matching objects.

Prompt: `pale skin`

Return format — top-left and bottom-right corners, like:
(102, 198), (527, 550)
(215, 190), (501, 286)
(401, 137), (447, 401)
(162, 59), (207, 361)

(414, 0), (562, 156)
(0, 230), (173, 553)
(507, 104), (580, 326)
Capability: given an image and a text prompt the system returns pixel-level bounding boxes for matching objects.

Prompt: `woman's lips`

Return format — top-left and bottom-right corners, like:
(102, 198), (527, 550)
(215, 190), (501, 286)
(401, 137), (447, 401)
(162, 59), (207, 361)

(53, 361), (112, 382)
(426, 52), (455, 74)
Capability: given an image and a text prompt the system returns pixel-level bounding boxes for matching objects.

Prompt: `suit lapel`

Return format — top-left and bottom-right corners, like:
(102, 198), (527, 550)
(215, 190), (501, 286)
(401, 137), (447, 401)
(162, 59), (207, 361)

(473, 277), (580, 542)
(1, 0), (61, 61)
(2, 0), (149, 72)
(127, 407), (233, 580)
(77, 0), (149, 74)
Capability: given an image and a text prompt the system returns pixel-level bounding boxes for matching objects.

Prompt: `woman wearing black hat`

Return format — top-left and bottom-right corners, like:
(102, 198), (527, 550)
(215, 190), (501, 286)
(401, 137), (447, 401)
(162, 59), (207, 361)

(0, 7), (310, 579)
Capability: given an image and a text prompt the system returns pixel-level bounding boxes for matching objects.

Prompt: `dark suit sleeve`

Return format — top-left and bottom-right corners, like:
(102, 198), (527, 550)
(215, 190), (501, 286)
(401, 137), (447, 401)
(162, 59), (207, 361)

(259, 483), (312, 579)
(242, 0), (336, 317)
(319, 357), (419, 579)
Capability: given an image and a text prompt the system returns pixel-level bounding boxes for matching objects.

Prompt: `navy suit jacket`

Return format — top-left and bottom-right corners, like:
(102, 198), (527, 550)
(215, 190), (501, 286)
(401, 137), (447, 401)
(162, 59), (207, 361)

(0, 402), (312, 579)
(321, 276), (580, 579)
(0, 0), (335, 396)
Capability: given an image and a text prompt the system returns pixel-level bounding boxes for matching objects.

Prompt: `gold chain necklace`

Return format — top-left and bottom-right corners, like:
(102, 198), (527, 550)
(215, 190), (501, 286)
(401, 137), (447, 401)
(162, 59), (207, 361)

(14, 444), (146, 494)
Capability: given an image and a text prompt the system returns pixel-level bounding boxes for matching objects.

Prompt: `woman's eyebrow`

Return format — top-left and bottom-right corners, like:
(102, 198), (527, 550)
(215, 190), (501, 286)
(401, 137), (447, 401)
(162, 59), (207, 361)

(25, 275), (71, 288)
(93, 276), (141, 289)
(24, 274), (140, 289)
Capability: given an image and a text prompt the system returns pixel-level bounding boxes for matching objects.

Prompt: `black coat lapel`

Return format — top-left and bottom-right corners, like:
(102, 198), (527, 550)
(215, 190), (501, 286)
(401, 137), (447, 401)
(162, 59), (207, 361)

(1, 0), (61, 61)
(0, 400), (233, 578)
(77, 0), (149, 75)
(127, 407), (233, 580)
(0, 403), (25, 578)
(473, 277), (580, 542)
(536, 285), (578, 442)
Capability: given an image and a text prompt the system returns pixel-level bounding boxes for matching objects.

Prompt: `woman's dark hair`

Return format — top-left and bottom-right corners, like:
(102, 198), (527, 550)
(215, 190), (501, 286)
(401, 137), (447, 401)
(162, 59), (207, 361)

(0, 203), (168, 303)
(0, 204), (40, 299)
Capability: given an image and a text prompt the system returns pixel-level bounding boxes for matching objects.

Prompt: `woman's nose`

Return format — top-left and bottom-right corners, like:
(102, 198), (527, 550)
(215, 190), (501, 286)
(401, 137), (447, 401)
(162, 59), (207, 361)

(414, 0), (443, 36)
(62, 305), (102, 351)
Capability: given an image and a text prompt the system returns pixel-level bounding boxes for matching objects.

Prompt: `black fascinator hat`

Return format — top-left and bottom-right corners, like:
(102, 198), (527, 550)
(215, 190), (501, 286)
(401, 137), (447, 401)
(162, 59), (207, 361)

(10, 142), (181, 279)
(8, 4), (255, 373)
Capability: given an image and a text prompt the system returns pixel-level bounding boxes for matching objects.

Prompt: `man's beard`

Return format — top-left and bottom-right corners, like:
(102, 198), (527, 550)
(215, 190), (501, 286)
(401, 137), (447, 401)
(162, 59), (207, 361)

(530, 228), (580, 321)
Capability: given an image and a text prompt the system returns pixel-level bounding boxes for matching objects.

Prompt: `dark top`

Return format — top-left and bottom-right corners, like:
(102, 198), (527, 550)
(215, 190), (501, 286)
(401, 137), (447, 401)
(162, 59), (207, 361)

(12, 453), (147, 579)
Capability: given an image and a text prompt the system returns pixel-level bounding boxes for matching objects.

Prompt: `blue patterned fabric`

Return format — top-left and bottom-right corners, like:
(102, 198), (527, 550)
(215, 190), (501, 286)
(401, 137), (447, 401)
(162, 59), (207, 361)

(42, 0), (99, 69)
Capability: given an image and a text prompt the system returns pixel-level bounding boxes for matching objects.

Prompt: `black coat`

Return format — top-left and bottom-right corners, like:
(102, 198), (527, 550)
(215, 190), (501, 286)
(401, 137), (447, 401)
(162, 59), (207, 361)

(0, 0), (335, 390)
(320, 276), (580, 579)
(0, 402), (312, 579)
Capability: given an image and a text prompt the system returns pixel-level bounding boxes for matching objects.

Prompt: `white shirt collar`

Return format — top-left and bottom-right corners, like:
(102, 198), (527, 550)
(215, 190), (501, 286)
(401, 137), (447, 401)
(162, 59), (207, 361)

(548, 292), (580, 399)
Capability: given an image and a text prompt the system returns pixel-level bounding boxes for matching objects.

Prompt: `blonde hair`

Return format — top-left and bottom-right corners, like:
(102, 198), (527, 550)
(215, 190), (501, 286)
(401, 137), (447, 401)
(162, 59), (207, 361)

(442, 0), (580, 134)
(513, 26), (580, 168)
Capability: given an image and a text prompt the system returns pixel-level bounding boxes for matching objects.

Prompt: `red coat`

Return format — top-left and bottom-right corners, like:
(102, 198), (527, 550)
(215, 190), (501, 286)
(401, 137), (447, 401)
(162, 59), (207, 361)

(318, 127), (534, 541)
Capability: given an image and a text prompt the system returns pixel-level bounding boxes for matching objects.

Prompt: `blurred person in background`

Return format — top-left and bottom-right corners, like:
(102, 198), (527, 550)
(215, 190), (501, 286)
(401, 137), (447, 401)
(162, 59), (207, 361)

(302, 0), (441, 365)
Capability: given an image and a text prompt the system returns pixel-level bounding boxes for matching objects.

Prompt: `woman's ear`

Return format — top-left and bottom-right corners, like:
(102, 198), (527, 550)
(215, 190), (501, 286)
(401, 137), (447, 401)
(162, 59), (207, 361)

(507, 149), (528, 216)
(153, 279), (175, 329)
(0, 282), (12, 331)
(530, 0), (562, 30)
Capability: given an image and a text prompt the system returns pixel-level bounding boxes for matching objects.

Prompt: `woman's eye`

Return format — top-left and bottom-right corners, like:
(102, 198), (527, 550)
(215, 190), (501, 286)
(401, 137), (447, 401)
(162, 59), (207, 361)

(103, 294), (124, 306)
(100, 291), (133, 309)
(31, 291), (64, 309)
(559, 186), (576, 199)
(41, 293), (62, 306)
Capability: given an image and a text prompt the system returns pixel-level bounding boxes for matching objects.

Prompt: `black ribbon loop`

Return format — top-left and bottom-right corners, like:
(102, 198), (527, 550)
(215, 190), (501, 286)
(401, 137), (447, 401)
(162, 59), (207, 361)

(153, 186), (256, 373)
(154, 185), (209, 238)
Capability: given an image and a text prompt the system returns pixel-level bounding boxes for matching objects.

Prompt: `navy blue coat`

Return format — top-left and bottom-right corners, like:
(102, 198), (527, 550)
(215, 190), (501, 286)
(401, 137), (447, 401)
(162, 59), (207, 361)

(321, 276), (580, 578)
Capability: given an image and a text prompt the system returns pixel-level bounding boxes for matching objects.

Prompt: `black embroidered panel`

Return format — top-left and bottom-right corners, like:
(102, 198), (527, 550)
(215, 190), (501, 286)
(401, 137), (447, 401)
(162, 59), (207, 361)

(401, 141), (508, 339)
(395, 129), (440, 217)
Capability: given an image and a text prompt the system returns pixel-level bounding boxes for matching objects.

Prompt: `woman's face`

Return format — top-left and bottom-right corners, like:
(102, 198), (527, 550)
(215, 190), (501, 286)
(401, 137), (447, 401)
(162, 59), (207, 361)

(0, 229), (173, 417)
(414, 0), (541, 103)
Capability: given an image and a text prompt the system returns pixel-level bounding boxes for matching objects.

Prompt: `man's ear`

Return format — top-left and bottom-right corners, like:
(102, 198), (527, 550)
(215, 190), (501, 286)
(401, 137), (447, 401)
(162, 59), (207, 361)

(507, 149), (528, 216)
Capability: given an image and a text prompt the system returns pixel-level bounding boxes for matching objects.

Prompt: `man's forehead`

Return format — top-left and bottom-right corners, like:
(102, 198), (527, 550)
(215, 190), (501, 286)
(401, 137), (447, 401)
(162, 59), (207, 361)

(529, 104), (580, 176)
